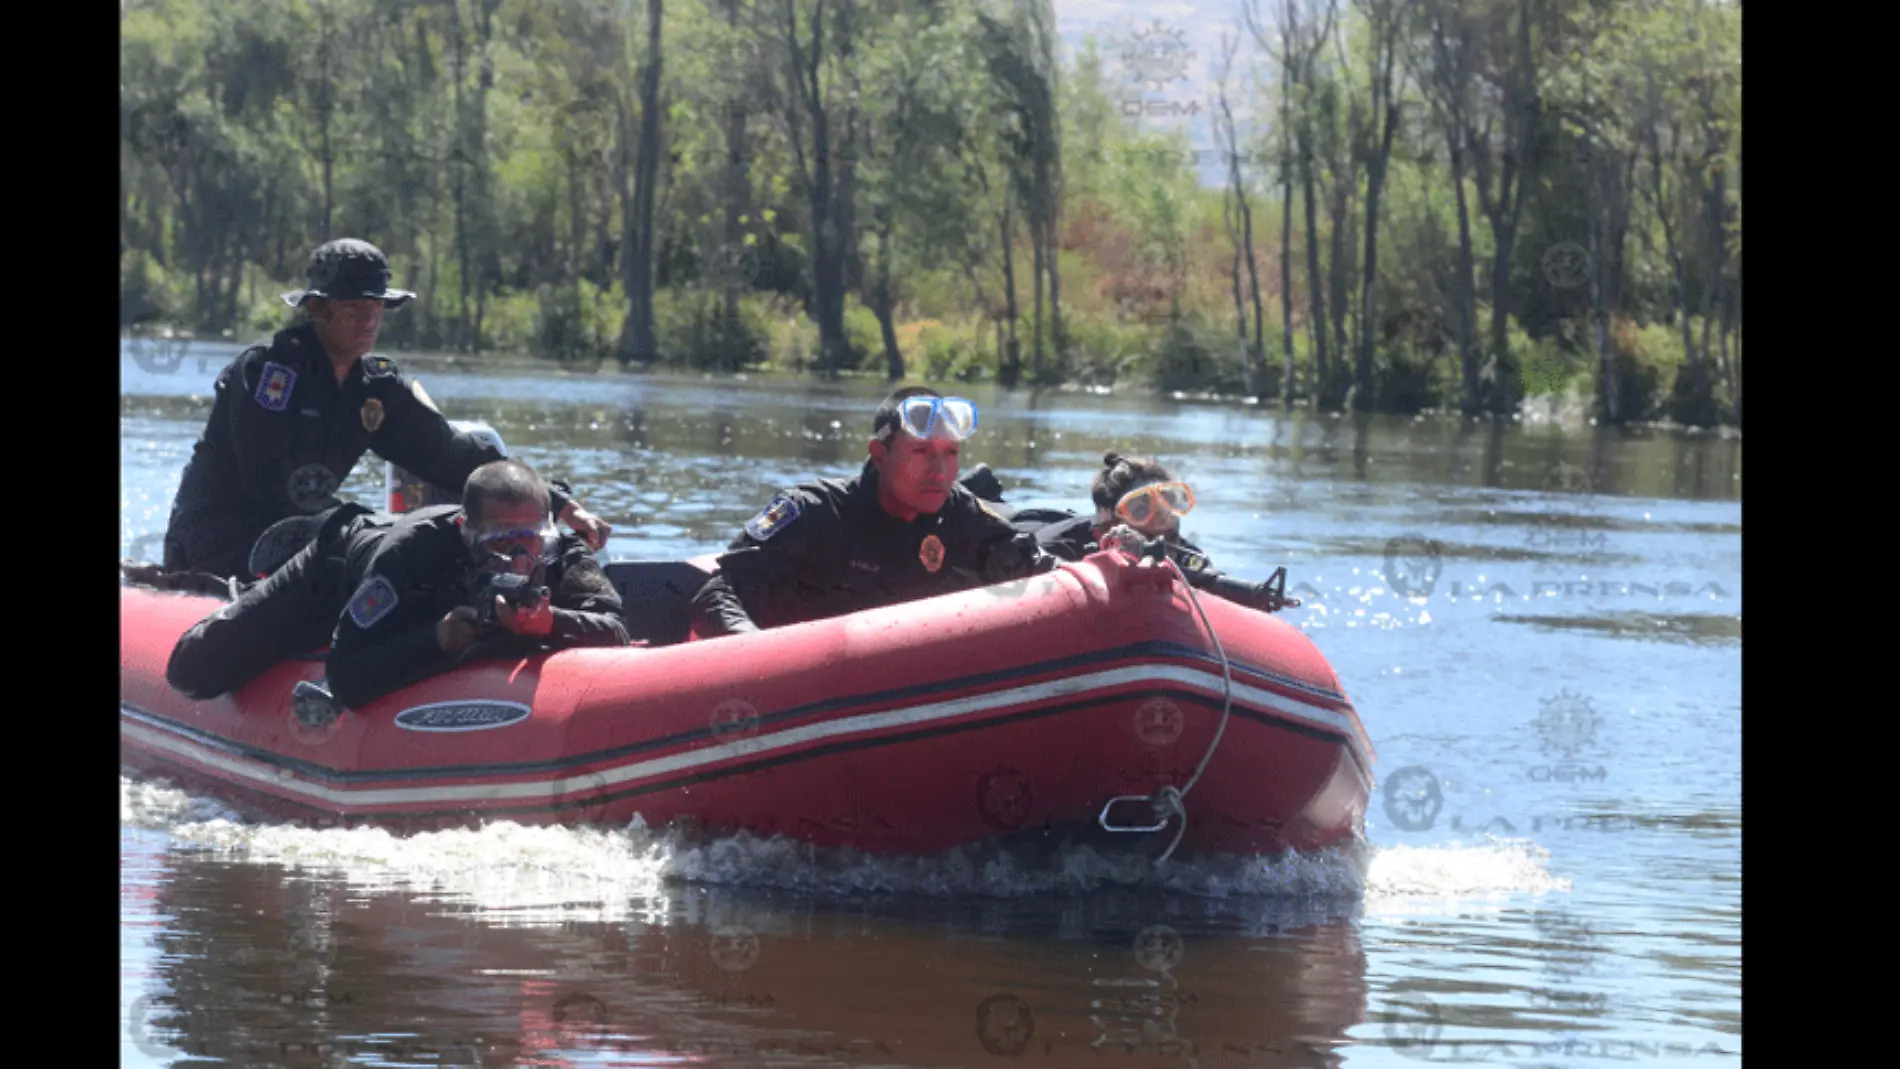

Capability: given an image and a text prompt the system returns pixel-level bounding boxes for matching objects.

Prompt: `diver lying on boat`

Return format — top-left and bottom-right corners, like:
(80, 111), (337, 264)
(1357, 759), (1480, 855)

(688, 387), (1058, 636)
(164, 460), (630, 711)
(960, 452), (1299, 614)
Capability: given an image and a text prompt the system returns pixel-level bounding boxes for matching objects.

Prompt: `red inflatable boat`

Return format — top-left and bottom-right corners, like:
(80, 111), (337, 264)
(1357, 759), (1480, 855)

(119, 546), (1374, 860)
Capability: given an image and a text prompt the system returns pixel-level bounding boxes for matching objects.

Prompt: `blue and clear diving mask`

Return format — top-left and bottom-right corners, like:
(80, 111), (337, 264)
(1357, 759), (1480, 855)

(882, 396), (979, 441)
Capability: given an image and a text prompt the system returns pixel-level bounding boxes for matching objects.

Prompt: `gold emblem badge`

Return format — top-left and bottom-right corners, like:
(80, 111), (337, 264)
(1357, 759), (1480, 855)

(361, 398), (385, 433)
(919, 534), (946, 573)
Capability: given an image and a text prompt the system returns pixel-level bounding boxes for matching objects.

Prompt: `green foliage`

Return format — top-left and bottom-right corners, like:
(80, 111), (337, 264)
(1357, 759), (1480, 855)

(118, 0), (1738, 427)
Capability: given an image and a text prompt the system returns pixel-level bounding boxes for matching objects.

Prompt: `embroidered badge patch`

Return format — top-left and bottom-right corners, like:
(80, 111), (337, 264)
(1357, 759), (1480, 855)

(346, 576), (400, 629)
(919, 534), (946, 573)
(362, 355), (398, 379)
(744, 494), (802, 542)
(361, 398), (385, 433)
(254, 362), (297, 411)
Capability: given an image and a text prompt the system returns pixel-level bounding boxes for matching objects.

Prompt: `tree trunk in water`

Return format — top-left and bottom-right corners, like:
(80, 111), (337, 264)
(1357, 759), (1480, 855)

(1295, 28), (1329, 410)
(1329, 178), (1353, 404)
(874, 214), (902, 379)
(834, 0), (862, 300)
(1031, 235), (1045, 383)
(1000, 203), (1020, 386)
(449, 2), (470, 350)
(1279, 39), (1296, 410)
(785, 0), (850, 372)
(1587, 165), (1618, 424)
(1228, 184), (1249, 391)
(1692, 163), (1727, 425)
(1301, 160), (1328, 406)
(470, 0), (504, 354)
(1448, 145), (1481, 417)
(618, 0), (664, 364)
(1244, 189), (1265, 399)
(721, 0), (749, 326)
(1045, 214), (1064, 376)
(1358, 88), (1397, 410)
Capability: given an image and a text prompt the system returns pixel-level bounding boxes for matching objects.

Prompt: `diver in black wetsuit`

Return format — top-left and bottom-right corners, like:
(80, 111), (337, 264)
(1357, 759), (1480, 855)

(958, 453), (1299, 614)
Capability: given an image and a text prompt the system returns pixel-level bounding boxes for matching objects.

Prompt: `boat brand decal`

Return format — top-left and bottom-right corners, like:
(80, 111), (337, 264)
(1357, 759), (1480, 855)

(394, 700), (532, 733)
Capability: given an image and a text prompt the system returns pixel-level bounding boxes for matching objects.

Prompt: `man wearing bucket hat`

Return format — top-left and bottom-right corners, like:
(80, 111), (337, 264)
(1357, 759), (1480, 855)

(156, 238), (611, 581)
(688, 385), (1055, 636)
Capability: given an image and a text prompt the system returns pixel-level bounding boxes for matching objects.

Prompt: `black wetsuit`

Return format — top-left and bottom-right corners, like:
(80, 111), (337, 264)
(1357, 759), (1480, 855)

(689, 461), (1053, 635)
(166, 505), (627, 708)
(161, 321), (571, 579)
(955, 467), (1295, 614)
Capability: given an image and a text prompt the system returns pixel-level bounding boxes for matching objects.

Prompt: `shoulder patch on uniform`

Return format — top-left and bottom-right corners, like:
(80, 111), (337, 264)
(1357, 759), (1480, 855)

(362, 355), (399, 379)
(744, 493), (803, 542)
(346, 576), (400, 629)
(254, 362), (297, 411)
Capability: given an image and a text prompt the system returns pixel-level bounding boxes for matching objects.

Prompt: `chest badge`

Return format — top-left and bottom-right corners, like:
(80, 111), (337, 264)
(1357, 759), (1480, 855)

(361, 398), (385, 433)
(919, 534), (946, 573)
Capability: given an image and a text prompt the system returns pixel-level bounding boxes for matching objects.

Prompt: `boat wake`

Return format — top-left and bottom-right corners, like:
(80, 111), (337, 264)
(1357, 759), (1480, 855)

(122, 774), (1566, 920)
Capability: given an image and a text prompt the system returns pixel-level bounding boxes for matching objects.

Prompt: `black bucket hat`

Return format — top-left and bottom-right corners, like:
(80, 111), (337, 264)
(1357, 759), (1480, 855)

(281, 239), (416, 309)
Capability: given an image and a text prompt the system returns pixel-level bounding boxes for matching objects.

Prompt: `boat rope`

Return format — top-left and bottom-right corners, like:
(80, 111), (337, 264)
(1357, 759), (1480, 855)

(1096, 543), (1236, 867)
(1150, 553), (1236, 864)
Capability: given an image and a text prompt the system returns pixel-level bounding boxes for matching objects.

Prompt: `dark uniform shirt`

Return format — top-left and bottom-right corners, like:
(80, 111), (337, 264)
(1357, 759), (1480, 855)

(162, 322), (571, 579)
(326, 505), (628, 710)
(690, 462), (1053, 635)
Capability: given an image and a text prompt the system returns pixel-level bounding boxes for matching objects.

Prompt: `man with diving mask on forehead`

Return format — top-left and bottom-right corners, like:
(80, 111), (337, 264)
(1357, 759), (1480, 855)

(690, 386), (1056, 636)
